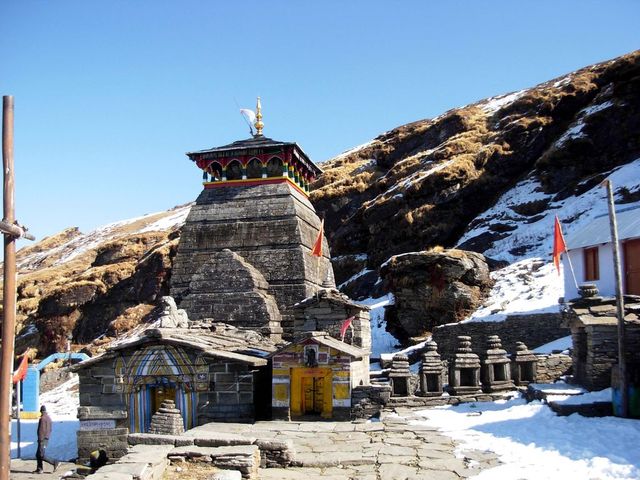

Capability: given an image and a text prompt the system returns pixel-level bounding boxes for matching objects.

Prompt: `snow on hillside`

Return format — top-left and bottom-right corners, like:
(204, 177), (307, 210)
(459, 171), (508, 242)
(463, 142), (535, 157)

(458, 158), (640, 263)
(18, 203), (191, 271)
(359, 294), (399, 358)
(463, 259), (563, 323)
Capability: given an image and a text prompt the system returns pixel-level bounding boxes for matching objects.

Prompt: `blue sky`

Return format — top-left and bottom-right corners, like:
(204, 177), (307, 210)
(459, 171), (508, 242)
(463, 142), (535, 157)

(1, 1), (639, 241)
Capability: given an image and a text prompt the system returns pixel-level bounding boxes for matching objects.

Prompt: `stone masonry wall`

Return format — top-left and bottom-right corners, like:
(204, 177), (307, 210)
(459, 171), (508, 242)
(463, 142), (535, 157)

(432, 313), (569, 361)
(171, 182), (335, 339)
(566, 297), (640, 390)
(351, 385), (392, 419)
(293, 293), (371, 354)
(535, 354), (573, 383)
(199, 360), (257, 423)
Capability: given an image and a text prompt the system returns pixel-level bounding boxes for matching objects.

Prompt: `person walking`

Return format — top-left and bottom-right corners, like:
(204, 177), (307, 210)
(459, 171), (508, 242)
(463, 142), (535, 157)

(35, 405), (59, 474)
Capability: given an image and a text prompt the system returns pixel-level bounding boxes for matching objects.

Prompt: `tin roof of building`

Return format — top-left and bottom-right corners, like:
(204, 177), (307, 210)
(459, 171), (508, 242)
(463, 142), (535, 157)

(565, 204), (640, 250)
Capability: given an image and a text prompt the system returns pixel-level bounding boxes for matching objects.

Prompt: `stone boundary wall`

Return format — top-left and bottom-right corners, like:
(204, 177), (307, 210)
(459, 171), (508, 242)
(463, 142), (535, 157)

(128, 432), (294, 470)
(432, 313), (569, 360)
(535, 353), (573, 383)
(351, 385), (392, 419)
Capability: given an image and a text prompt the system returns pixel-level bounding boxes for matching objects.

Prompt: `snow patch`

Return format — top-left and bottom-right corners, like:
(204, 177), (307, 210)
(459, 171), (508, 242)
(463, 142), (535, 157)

(458, 158), (640, 264)
(359, 294), (399, 358)
(338, 268), (374, 289)
(480, 90), (526, 114)
(463, 259), (562, 323)
(533, 335), (572, 354)
(413, 397), (640, 479)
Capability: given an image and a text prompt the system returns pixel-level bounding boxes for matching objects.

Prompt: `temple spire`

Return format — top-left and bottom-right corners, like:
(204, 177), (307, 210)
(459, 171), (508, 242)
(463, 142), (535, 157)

(254, 97), (264, 137)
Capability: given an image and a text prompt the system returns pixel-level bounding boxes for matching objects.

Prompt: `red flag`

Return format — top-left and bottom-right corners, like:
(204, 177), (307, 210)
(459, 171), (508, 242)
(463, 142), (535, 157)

(553, 215), (567, 275)
(12, 355), (28, 384)
(340, 316), (354, 341)
(311, 219), (324, 257)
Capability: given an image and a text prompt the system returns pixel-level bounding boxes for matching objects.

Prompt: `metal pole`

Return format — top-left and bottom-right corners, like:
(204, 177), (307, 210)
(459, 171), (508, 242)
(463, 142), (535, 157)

(16, 380), (21, 459)
(0, 95), (17, 480)
(605, 180), (628, 418)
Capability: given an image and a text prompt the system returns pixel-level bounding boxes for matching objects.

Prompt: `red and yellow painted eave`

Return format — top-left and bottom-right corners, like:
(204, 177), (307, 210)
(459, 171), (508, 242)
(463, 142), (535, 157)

(203, 176), (309, 196)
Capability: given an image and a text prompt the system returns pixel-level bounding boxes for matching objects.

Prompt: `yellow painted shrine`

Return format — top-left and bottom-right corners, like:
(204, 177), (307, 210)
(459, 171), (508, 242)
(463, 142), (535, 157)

(271, 332), (369, 420)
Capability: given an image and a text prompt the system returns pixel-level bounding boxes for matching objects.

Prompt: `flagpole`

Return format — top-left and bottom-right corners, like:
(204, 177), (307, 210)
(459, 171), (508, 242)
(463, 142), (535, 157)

(16, 380), (20, 459)
(605, 180), (628, 418)
(564, 251), (579, 289)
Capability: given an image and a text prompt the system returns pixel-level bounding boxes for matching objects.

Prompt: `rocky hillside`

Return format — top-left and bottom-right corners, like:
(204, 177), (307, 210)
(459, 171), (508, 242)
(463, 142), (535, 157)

(4, 50), (640, 357)
(314, 51), (640, 288)
(2, 205), (190, 357)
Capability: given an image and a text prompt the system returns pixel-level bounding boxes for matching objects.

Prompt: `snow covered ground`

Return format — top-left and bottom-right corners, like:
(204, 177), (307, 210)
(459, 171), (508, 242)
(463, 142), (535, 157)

(359, 294), (399, 358)
(414, 396), (640, 479)
(10, 375), (80, 462)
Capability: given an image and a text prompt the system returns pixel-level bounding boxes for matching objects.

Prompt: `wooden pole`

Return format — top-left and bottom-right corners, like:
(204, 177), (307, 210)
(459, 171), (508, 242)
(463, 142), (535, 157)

(605, 179), (628, 418)
(0, 95), (17, 480)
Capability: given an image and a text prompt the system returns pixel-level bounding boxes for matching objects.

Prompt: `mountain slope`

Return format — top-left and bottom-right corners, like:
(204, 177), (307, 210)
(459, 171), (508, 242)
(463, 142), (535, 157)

(6, 50), (640, 357)
(312, 50), (640, 282)
(4, 205), (191, 356)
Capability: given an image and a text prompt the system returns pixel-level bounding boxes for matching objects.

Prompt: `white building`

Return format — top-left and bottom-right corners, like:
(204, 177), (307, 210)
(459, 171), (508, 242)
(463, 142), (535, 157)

(563, 204), (640, 300)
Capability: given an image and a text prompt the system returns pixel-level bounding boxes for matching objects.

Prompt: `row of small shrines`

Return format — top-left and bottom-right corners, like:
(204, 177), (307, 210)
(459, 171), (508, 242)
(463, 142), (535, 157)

(387, 335), (538, 398)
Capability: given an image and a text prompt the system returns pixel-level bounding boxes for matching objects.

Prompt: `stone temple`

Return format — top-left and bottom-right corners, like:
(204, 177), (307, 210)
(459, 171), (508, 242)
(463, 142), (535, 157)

(73, 102), (372, 462)
(171, 98), (335, 341)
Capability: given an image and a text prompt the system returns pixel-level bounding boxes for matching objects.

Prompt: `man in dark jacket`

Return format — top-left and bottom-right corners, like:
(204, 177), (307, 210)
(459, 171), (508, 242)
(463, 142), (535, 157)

(35, 405), (58, 474)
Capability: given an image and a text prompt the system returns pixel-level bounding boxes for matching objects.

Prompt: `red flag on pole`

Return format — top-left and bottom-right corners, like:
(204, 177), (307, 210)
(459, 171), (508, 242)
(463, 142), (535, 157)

(340, 316), (354, 341)
(553, 215), (567, 275)
(311, 219), (324, 257)
(12, 355), (28, 384)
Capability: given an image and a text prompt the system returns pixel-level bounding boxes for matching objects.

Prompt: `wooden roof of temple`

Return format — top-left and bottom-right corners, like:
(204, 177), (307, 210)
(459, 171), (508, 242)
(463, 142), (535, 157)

(186, 135), (322, 178)
(186, 98), (323, 183)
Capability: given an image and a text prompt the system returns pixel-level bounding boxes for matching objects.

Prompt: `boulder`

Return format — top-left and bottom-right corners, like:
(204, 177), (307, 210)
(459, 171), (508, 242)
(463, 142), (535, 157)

(380, 249), (492, 339)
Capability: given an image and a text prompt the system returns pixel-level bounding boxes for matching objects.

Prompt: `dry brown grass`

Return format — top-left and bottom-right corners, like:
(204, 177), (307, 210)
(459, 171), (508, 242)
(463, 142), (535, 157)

(109, 303), (155, 335)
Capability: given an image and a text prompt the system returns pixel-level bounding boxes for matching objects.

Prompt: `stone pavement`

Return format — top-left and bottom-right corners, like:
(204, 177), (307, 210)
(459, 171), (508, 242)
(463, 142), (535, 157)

(10, 459), (76, 480)
(186, 408), (501, 480)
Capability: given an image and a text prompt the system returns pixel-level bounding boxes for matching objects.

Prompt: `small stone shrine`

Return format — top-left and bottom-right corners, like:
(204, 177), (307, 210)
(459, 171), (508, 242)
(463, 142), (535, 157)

(510, 341), (538, 386)
(447, 336), (482, 395)
(389, 354), (413, 396)
(171, 99), (334, 340)
(419, 340), (444, 396)
(481, 335), (514, 393)
(292, 288), (371, 352)
(562, 295), (640, 390)
(148, 399), (185, 435)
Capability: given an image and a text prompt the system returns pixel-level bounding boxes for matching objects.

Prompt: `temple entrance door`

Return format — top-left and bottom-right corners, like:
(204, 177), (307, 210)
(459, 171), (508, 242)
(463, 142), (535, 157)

(301, 376), (325, 414)
(151, 386), (176, 415)
(624, 239), (640, 295)
(290, 367), (332, 418)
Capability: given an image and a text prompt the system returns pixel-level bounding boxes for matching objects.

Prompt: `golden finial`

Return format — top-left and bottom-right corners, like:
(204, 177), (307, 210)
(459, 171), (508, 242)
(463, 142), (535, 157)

(254, 97), (264, 137)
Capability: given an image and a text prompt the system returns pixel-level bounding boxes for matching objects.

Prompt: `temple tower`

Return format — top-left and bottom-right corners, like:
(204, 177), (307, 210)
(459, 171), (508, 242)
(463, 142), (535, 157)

(171, 99), (335, 339)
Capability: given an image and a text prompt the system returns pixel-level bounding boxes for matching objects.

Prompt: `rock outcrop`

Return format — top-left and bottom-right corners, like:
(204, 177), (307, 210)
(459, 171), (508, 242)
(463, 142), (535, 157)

(380, 249), (492, 339)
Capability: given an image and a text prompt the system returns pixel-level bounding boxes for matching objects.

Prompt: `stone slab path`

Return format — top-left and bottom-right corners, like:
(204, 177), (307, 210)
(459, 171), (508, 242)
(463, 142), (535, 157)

(10, 459), (76, 480)
(187, 408), (500, 480)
